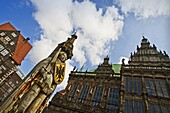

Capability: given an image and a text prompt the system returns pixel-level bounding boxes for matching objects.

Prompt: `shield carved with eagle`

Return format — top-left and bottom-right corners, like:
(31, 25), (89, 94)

(54, 62), (66, 85)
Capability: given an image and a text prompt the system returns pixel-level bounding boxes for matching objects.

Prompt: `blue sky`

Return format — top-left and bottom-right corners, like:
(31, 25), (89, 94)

(0, 0), (170, 89)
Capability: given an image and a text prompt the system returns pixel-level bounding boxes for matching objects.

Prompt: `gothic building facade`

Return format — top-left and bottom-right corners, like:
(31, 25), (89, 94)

(44, 37), (170, 113)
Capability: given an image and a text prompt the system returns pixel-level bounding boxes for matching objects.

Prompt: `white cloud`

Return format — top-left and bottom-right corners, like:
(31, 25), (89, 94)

(72, 1), (124, 65)
(118, 0), (170, 19)
(30, 0), (124, 88)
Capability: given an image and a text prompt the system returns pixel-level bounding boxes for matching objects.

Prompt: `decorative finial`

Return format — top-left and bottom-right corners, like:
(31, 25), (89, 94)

(153, 44), (156, 49)
(122, 58), (125, 65)
(130, 52), (132, 57)
(142, 35), (145, 39)
(163, 51), (167, 55)
(73, 66), (76, 72)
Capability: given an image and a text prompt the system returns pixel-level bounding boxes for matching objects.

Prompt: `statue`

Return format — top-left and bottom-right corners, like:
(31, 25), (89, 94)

(1, 33), (77, 113)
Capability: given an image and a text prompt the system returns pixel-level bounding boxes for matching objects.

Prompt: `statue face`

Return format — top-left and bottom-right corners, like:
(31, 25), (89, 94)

(59, 51), (67, 62)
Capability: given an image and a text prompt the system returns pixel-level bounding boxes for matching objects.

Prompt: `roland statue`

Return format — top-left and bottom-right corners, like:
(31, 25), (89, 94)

(1, 33), (77, 113)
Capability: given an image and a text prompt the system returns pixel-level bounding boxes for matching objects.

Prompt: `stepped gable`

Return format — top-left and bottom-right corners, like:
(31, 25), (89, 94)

(94, 56), (114, 75)
(128, 36), (170, 66)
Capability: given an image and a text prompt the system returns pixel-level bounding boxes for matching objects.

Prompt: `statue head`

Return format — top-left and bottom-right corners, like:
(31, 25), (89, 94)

(58, 51), (67, 62)
(61, 32), (77, 59)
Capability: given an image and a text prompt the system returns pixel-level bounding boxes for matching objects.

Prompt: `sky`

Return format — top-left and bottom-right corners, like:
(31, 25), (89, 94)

(0, 0), (170, 90)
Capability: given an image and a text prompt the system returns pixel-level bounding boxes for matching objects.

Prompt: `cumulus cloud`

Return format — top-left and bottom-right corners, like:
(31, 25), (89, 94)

(72, 1), (124, 65)
(30, 0), (124, 88)
(117, 0), (170, 19)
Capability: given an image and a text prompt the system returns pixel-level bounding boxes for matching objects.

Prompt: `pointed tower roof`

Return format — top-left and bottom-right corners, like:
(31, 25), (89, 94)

(128, 36), (170, 66)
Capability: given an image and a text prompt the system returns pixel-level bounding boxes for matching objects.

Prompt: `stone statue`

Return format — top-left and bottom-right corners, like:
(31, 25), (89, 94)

(2, 33), (77, 113)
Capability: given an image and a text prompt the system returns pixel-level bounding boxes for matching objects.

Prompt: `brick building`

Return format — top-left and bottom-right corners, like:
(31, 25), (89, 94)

(0, 22), (32, 105)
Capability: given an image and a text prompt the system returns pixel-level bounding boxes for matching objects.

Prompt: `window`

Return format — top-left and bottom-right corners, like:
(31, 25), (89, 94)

(124, 99), (144, 113)
(10, 41), (14, 45)
(146, 78), (169, 98)
(161, 105), (170, 113)
(1, 65), (7, 70)
(134, 78), (142, 94)
(125, 77), (132, 93)
(155, 80), (163, 97)
(155, 79), (169, 98)
(0, 44), (4, 51)
(107, 88), (119, 110)
(11, 32), (17, 37)
(150, 103), (161, 113)
(0, 49), (9, 56)
(124, 99), (132, 113)
(134, 100), (144, 113)
(145, 78), (156, 96)
(150, 103), (170, 113)
(0, 32), (5, 36)
(92, 86), (103, 106)
(68, 84), (78, 101)
(125, 77), (142, 94)
(78, 85), (90, 103)
(5, 36), (11, 41)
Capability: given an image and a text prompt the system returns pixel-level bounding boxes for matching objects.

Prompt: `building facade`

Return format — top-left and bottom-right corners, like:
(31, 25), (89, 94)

(44, 56), (121, 113)
(0, 22), (32, 105)
(44, 37), (170, 113)
(119, 37), (170, 113)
